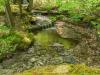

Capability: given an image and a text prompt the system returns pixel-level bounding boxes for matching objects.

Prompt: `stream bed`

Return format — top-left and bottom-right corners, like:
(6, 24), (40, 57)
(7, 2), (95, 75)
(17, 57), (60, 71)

(0, 29), (78, 75)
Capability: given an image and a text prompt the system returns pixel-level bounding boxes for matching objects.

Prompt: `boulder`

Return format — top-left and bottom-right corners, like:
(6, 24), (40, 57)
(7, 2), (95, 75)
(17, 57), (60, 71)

(55, 21), (81, 39)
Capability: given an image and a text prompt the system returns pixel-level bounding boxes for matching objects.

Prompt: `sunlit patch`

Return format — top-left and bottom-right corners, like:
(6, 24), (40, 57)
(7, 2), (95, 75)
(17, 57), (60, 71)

(55, 20), (65, 36)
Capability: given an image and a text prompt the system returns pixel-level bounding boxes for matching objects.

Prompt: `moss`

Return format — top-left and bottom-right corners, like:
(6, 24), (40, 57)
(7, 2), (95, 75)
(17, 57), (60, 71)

(0, 0), (4, 12)
(0, 24), (10, 37)
(0, 24), (34, 59)
(0, 33), (21, 59)
(14, 31), (34, 49)
(0, 31), (35, 59)
(14, 64), (100, 75)
(49, 16), (57, 22)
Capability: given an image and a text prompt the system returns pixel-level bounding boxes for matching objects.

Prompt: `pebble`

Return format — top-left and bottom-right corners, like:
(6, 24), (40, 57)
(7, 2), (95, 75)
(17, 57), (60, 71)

(30, 58), (37, 63)
(0, 43), (77, 75)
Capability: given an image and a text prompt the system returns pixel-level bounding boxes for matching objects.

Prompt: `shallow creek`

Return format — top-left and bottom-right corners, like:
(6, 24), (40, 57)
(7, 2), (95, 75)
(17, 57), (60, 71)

(34, 29), (78, 49)
(0, 29), (78, 75)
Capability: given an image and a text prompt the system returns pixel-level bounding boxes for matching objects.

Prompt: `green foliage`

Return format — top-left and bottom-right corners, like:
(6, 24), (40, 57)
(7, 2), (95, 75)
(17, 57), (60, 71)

(0, 0), (5, 11)
(0, 24), (10, 34)
(58, 0), (100, 21)
(0, 25), (34, 58)
(0, 33), (21, 56)
(0, 25), (21, 58)
(32, 0), (100, 22)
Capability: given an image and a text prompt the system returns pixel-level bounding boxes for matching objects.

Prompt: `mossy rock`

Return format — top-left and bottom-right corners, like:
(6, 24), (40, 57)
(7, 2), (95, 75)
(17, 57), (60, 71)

(55, 21), (81, 39)
(14, 31), (34, 49)
(14, 64), (100, 75)
(0, 29), (34, 60)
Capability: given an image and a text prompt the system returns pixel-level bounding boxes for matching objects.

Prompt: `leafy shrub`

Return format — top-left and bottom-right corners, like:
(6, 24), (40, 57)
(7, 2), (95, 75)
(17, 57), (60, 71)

(0, 24), (10, 33)
(0, 25), (34, 59)
(0, 0), (5, 11)
(32, 0), (100, 22)
(0, 33), (21, 56)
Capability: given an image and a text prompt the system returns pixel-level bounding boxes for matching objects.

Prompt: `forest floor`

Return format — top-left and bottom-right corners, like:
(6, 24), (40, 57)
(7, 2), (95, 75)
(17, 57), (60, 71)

(0, 14), (100, 75)
(0, 0), (100, 74)
(0, 28), (100, 75)
(0, 29), (77, 75)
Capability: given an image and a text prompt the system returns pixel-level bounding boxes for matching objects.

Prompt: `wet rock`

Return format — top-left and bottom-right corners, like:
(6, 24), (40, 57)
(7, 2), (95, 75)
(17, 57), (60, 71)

(27, 47), (35, 54)
(49, 57), (64, 65)
(0, 69), (14, 75)
(27, 62), (34, 68)
(29, 58), (37, 63)
(58, 50), (70, 56)
(36, 60), (44, 66)
(49, 43), (64, 52)
(55, 21), (81, 39)
(63, 55), (76, 64)
(36, 16), (52, 26)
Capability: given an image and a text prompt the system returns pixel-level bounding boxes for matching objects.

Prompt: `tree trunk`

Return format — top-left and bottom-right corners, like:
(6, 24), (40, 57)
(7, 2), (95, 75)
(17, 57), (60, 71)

(18, 0), (22, 18)
(5, 0), (15, 26)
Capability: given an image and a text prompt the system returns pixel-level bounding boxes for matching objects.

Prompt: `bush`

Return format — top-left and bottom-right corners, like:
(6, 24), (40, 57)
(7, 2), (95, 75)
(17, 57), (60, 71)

(0, 25), (34, 59)
(0, 0), (5, 12)
(0, 34), (21, 55)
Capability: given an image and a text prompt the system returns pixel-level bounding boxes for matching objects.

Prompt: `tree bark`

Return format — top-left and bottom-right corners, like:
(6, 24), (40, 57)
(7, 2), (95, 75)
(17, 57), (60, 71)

(18, 0), (22, 18)
(5, 0), (15, 26)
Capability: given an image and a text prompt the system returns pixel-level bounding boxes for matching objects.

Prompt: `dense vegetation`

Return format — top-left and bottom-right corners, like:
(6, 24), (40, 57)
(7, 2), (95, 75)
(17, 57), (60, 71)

(0, 0), (4, 11)
(0, 0), (99, 57)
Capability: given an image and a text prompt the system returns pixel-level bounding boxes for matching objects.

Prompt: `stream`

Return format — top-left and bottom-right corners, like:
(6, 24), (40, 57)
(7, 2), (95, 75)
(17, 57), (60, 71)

(0, 29), (78, 75)
(34, 28), (78, 48)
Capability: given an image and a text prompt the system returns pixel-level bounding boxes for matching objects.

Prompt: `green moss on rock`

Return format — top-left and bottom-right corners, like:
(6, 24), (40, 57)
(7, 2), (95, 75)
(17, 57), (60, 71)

(14, 64), (100, 75)
(14, 31), (34, 49)
(0, 25), (34, 59)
